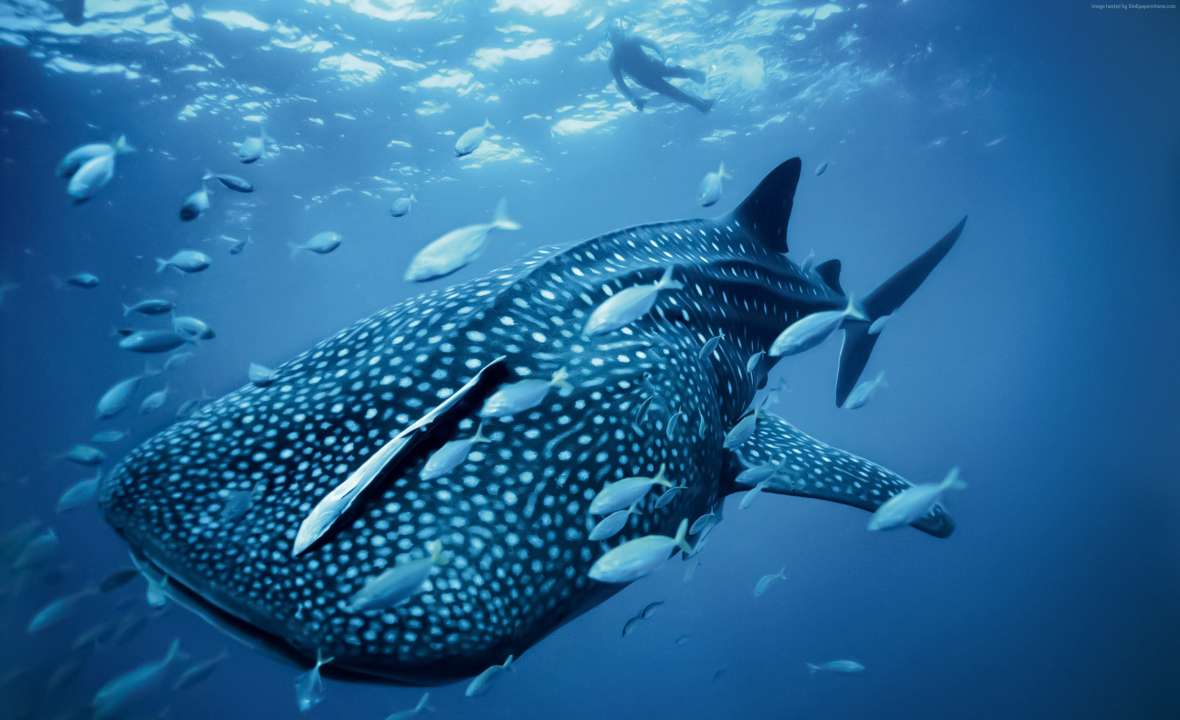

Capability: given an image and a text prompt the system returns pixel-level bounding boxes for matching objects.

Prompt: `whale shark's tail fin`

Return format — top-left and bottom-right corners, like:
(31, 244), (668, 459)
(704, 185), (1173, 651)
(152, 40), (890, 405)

(728, 157), (801, 254)
(725, 411), (954, 537)
(835, 216), (967, 407)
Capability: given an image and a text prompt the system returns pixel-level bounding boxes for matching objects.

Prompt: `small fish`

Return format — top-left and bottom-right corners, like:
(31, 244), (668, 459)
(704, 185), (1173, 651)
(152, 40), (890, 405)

(620, 614), (644, 638)
(119, 330), (189, 354)
(99, 568), (140, 593)
(769, 297), (865, 357)
(746, 350), (765, 375)
(738, 479), (769, 510)
(179, 184), (211, 221)
(674, 634), (690, 646)
(57, 135), (132, 179)
(73, 619), (117, 651)
(96, 374), (144, 419)
(868, 467), (965, 532)
(697, 334), (722, 361)
(139, 386), (170, 415)
(815, 161), (830, 177)
(248, 363), (277, 388)
(172, 315), (214, 341)
(640, 600), (664, 619)
(868, 314), (891, 335)
(295, 651), (331, 713)
(653, 482), (683, 509)
(13, 528), (60, 571)
(842, 371), (887, 410)
(66, 135), (133, 203)
(171, 651), (228, 691)
(666, 410), (684, 438)
(209, 173), (253, 193)
(92, 639), (183, 719)
(588, 519), (692, 584)
(480, 366), (569, 418)
(633, 395), (655, 424)
(421, 424), (490, 480)
(404, 199), (519, 282)
(145, 574), (169, 608)
(723, 409), (760, 450)
(236, 126), (268, 164)
(122, 299), (175, 317)
(753, 566), (787, 597)
(806, 659), (865, 675)
(223, 234), (252, 255)
(464, 654), (513, 698)
(163, 352), (194, 371)
(589, 464), (672, 515)
(290, 231), (343, 257)
(155, 250), (212, 274)
(689, 512), (719, 538)
(697, 160), (730, 207)
(583, 266), (683, 337)
(454, 119), (491, 157)
(697, 412), (707, 438)
(64, 272), (100, 289)
(588, 502), (640, 541)
(27, 587), (97, 633)
(734, 462), (778, 487)
(57, 475), (100, 513)
(384, 691), (433, 720)
(91, 429), (129, 444)
(344, 540), (447, 613)
(389, 194), (416, 218)
(63, 443), (105, 466)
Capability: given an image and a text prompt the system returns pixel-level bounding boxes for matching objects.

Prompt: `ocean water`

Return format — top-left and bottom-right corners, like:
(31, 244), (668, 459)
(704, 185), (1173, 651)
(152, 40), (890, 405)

(1, 1), (1177, 719)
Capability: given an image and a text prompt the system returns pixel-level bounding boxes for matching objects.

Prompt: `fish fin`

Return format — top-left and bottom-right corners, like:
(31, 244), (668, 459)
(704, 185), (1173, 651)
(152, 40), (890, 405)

(113, 135), (134, 154)
(673, 519), (692, 555)
(807, 663), (819, 675)
(814, 259), (843, 294)
(942, 466), (967, 491)
(725, 411), (954, 537)
(656, 266), (683, 291)
(835, 216), (966, 407)
(121, 303), (131, 317)
(164, 638), (182, 664)
(726, 157), (801, 254)
(492, 198), (520, 231)
(154, 258), (168, 273)
(292, 357), (511, 557)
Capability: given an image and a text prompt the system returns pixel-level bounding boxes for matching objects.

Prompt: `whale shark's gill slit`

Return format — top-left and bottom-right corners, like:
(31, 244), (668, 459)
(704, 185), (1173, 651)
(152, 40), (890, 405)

(292, 356), (512, 558)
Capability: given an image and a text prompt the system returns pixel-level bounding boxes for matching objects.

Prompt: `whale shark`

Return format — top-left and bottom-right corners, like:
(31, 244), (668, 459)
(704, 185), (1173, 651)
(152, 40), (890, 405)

(99, 157), (965, 684)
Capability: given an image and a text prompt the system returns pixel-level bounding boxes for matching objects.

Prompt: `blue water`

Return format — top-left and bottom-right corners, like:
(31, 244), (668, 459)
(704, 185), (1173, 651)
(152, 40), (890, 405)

(1, 1), (1177, 718)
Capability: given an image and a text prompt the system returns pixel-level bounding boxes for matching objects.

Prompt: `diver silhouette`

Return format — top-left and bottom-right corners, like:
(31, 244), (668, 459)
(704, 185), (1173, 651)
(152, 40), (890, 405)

(608, 23), (713, 114)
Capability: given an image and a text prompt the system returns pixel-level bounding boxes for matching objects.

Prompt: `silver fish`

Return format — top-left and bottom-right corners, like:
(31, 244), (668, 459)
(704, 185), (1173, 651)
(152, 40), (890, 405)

(404, 199), (519, 282)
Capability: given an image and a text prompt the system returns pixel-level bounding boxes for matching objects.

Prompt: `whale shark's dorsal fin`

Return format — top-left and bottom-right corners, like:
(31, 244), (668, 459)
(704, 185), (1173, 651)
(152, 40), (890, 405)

(814, 259), (843, 294)
(725, 411), (955, 538)
(727, 157), (801, 254)
(292, 356), (511, 557)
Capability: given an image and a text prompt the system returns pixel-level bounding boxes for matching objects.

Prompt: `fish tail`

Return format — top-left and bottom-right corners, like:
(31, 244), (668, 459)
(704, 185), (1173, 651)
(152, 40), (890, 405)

(942, 466), (967, 491)
(550, 366), (571, 390)
(287, 243), (302, 260)
(121, 303), (131, 316)
(673, 519), (692, 555)
(492, 197), (520, 231)
(502, 654), (514, 671)
(164, 638), (182, 665)
(657, 266), (683, 291)
(113, 134), (134, 154)
(835, 216), (966, 407)
(806, 663), (819, 675)
(154, 258), (168, 273)
(416, 692), (431, 711)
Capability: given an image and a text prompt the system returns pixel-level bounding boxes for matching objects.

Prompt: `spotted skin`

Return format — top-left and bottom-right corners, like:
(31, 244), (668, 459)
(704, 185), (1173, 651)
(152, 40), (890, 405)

(100, 191), (937, 682)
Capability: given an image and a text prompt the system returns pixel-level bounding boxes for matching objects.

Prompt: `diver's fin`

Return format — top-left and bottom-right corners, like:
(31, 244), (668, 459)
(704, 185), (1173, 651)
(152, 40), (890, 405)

(292, 356), (511, 557)
(727, 157), (801, 254)
(724, 411), (954, 537)
(835, 216), (967, 406)
(814, 259), (843, 294)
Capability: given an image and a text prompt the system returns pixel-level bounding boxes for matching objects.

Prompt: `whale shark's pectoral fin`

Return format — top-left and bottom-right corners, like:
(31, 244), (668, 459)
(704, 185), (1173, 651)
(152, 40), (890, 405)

(292, 356), (511, 557)
(725, 411), (954, 537)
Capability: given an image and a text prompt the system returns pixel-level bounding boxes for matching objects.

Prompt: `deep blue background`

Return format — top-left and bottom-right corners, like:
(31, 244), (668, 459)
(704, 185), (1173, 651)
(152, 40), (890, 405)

(1, 1), (1177, 719)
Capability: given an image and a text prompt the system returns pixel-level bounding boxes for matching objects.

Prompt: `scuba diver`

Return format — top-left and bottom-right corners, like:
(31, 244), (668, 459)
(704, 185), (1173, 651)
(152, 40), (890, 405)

(608, 22), (714, 114)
